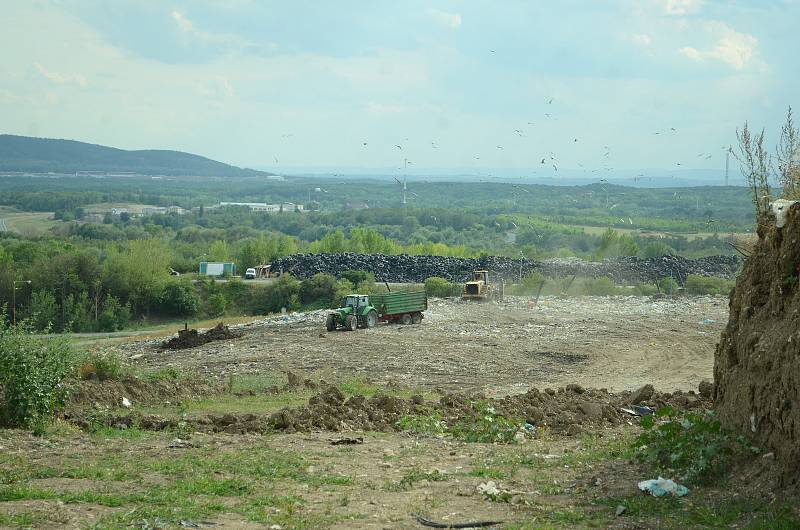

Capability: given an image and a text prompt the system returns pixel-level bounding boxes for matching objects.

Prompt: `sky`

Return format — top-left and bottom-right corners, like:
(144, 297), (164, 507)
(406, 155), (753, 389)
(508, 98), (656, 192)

(1, 0), (798, 176)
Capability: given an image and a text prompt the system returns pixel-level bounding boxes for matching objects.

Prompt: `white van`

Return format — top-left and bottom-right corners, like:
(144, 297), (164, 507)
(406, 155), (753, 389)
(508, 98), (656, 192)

(245, 268), (256, 279)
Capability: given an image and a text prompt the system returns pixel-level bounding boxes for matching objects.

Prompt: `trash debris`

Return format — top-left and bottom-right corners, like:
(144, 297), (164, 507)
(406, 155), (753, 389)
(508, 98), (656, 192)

(620, 405), (654, 416)
(638, 477), (688, 497)
(121, 396), (131, 408)
(329, 437), (364, 445)
(476, 481), (501, 497)
(179, 521), (199, 528)
(168, 438), (194, 449)
(615, 504), (627, 516)
(699, 318), (716, 325)
(414, 514), (503, 528)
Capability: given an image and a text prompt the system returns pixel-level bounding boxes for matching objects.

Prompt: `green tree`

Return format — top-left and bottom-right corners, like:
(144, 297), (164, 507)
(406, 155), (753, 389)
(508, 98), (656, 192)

(29, 290), (57, 331)
(160, 281), (200, 317)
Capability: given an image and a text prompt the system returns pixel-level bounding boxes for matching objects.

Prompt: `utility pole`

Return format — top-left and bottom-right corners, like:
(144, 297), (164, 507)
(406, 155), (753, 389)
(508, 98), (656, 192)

(725, 146), (731, 186)
(402, 158), (408, 206)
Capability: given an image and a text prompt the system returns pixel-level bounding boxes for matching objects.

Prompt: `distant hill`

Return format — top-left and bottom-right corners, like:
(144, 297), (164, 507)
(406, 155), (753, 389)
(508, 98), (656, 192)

(0, 135), (271, 177)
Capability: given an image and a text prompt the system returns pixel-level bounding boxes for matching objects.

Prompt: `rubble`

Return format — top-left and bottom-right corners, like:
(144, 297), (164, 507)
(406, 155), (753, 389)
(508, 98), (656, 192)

(161, 322), (240, 350)
(270, 253), (741, 284)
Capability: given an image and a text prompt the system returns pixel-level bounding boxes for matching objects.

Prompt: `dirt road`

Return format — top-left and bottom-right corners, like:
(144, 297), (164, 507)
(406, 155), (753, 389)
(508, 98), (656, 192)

(119, 295), (727, 395)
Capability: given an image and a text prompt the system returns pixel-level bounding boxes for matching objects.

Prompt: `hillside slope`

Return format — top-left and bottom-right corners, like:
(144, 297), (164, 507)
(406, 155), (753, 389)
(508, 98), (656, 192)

(0, 135), (270, 177)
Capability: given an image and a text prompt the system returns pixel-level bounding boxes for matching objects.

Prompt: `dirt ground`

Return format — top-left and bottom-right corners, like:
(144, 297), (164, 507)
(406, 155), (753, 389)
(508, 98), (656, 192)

(117, 296), (728, 395)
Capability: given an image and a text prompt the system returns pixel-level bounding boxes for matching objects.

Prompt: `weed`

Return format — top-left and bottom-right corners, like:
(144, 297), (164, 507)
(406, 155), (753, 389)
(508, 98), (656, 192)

(397, 409), (446, 436)
(384, 469), (447, 492)
(468, 466), (506, 479)
(77, 350), (126, 381)
(634, 407), (758, 484)
(450, 403), (524, 444)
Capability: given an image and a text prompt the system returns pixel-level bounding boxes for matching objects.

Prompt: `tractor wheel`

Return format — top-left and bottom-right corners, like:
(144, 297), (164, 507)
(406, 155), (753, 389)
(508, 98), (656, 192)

(326, 314), (336, 332)
(411, 312), (422, 324)
(345, 314), (357, 331)
(366, 310), (378, 329)
(400, 313), (412, 325)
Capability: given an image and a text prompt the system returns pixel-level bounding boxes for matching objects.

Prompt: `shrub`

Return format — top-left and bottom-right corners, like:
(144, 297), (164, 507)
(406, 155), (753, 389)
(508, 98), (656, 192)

(160, 280), (200, 317)
(424, 276), (461, 298)
(77, 351), (126, 381)
(397, 410), (446, 436)
(684, 275), (735, 296)
(582, 277), (619, 296)
(97, 295), (131, 331)
(634, 407), (758, 484)
(206, 293), (227, 317)
(0, 315), (75, 430)
(341, 269), (375, 286)
(300, 273), (338, 305)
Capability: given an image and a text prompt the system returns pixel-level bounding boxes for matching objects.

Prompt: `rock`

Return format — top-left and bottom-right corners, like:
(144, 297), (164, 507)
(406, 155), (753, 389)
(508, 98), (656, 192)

(630, 384), (655, 405)
(566, 383), (585, 394)
(565, 424), (582, 436)
(698, 380), (713, 398)
(578, 402), (604, 419)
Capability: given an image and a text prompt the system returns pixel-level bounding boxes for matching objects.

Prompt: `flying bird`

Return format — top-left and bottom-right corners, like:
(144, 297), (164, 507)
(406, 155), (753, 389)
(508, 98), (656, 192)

(573, 138), (578, 142)
(540, 158), (546, 164)
(273, 156), (278, 163)
(394, 145), (402, 150)
(547, 97), (554, 104)
(496, 145), (504, 149)
(362, 142), (368, 146)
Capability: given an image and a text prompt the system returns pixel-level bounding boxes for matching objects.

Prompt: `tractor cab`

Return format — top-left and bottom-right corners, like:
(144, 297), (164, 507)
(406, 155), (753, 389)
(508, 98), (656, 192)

(462, 269), (503, 301)
(340, 294), (369, 309)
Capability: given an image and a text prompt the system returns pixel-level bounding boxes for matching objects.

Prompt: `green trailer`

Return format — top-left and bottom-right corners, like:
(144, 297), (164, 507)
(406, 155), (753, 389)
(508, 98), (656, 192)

(326, 290), (427, 331)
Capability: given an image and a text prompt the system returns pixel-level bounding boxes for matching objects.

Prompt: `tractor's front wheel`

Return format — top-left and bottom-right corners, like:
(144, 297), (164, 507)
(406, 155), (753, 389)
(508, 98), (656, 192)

(345, 314), (357, 331)
(326, 313), (336, 332)
(365, 310), (378, 328)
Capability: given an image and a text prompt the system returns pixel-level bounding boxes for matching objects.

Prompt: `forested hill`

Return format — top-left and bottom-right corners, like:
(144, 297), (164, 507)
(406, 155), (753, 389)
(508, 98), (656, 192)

(0, 135), (271, 177)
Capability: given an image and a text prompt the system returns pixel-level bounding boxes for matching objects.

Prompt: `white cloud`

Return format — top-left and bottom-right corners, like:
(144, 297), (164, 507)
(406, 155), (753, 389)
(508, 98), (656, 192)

(661, 0), (702, 16)
(678, 23), (759, 70)
(34, 62), (88, 87)
(171, 10), (193, 33)
(631, 33), (652, 46)
(427, 8), (461, 29)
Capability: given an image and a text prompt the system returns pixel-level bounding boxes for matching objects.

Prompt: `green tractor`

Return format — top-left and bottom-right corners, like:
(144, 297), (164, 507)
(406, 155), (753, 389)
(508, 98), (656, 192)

(326, 294), (379, 331)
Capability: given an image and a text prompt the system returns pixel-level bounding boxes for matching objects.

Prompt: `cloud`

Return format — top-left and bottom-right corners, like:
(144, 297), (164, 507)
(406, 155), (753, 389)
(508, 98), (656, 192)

(678, 23), (759, 70)
(427, 8), (461, 29)
(631, 33), (652, 46)
(660, 0), (702, 16)
(34, 62), (88, 87)
(171, 10), (194, 33)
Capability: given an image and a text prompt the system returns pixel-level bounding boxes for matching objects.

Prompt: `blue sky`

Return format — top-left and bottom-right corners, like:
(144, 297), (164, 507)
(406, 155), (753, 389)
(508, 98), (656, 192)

(1, 0), (798, 175)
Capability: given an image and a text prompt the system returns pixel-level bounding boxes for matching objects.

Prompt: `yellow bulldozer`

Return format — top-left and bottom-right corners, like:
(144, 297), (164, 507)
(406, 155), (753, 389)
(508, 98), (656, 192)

(461, 270), (504, 302)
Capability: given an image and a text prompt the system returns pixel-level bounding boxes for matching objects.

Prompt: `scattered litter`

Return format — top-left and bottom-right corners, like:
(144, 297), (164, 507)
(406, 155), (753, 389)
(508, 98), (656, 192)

(476, 481), (501, 497)
(414, 513), (503, 528)
(329, 437), (364, 445)
(699, 318), (716, 325)
(121, 397), (131, 408)
(638, 477), (688, 497)
(168, 438), (194, 449)
(615, 504), (627, 516)
(620, 405), (654, 416)
(179, 521), (199, 528)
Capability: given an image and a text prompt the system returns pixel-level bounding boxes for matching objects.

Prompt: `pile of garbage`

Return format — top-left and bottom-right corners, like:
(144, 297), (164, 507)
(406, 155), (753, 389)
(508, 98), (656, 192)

(161, 322), (240, 350)
(270, 253), (741, 284)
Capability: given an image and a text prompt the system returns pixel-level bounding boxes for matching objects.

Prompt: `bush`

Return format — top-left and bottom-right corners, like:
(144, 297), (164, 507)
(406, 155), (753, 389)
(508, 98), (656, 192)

(0, 315), (75, 430)
(160, 280), (200, 317)
(684, 275), (735, 296)
(634, 407), (758, 484)
(450, 403), (524, 444)
(341, 269), (375, 286)
(424, 276), (461, 298)
(206, 293), (227, 317)
(258, 274), (301, 314)
(300, 273), (338, 305)
(97, 295), (132, 331)
(582, 277), (619, 296)
(77, 351), (126, 381)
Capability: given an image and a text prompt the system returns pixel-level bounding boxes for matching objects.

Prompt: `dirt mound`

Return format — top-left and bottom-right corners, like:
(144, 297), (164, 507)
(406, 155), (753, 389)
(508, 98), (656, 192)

(269, 386), (417, 433)
(65, 376), (221, 410)
(161, 323), (240, 350)
(714, 203), (800, 484)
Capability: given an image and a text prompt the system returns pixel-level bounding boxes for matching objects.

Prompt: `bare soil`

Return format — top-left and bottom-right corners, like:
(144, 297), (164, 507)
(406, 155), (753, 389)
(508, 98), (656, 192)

(119, 296), (728, 395)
